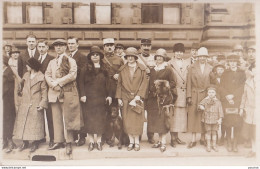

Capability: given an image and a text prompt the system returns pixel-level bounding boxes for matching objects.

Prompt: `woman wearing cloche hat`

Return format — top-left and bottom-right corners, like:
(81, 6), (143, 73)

(146, 48), (177, 152)
(79, 46), (112, 152)
(13, 57), (48, 153)
(116, 47), (148, 151)
(186, 47), (213, 149)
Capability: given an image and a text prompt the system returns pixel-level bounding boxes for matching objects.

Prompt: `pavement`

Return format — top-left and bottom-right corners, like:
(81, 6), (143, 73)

(1, 123), (259, 166)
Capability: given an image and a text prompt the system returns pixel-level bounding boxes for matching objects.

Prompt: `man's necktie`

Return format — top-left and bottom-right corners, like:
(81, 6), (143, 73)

(31, 50), (33, 58)
(39, 55), (42, 63)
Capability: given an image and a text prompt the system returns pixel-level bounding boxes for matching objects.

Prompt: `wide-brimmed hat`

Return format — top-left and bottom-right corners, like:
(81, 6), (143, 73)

(226, 54), (240, 62)
(26, 57), (41, 71)
(173, 43), (185, 53)
(213, 63), (225, 72)
(154, 48), (167, 60)
(232, 44), (243, 52)
(52, 39), (67, 46)
(197, 47), (209, 57)
(191, 43), (200, 49)
(87, 46), (104, 60)
(124, 47), (139, 60)
(10, 47), (20, 54)
(141, 38), (151, 45)
(103, 38), (115, 45)
(115, 43), (124, 49)
(247, 45), (255, 51)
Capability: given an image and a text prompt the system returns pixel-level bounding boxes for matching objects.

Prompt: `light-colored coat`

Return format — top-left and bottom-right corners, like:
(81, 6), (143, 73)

(240, 75), (256, 125)
(13, 71), (48, 140)
(45, 54), (82, 130)
(168, 59), (190, 132)
(186, 61), (212, 133)
(116, 63), (148, 135)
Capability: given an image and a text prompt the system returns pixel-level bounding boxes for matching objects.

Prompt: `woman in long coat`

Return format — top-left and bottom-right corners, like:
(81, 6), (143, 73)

(13, 58), (48, 152)
(79, 46), (112, 151)
(219, 54), (246, 152)
(186, 47), (212, 148)
(168, 43), (189, 147)
(116, 47), (148, 151)
(3, 56), (17, 153)
(147, 49), (176, 152)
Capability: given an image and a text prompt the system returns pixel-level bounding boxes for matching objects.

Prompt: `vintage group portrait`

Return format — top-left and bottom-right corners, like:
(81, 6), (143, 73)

(1, 0), (259, 166)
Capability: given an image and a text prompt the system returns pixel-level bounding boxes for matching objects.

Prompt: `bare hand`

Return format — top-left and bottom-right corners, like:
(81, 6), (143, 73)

(106, 97), (112, 105)
(80, 96), (87, 103)
(118, 99), (123, 107)
(37, 106), (43, 111)
(113, 74), (119, 80)
(187, 97), (192, 106)
(239, 109), (244, 116)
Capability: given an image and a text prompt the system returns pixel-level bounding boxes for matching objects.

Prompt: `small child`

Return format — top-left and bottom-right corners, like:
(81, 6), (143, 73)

(198, 85), (224, 152)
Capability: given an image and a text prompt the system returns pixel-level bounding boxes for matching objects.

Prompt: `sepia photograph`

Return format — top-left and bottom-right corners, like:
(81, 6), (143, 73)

(1, 0), (259, 166)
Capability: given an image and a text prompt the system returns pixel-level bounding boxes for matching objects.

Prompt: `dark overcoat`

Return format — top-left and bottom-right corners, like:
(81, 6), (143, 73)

(13, 71), (48, 140)
(219, 68), (246, 127)
(3, 66), (16, 140)
(79, 63), (111, 134)
(147, 65), (176, 134)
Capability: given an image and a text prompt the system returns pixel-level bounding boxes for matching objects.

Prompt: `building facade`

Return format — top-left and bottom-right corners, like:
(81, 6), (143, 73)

(2, 2), (255, 56)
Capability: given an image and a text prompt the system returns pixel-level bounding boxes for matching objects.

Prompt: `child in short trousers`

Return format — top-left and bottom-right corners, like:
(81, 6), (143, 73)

(198, 85), (224, 152)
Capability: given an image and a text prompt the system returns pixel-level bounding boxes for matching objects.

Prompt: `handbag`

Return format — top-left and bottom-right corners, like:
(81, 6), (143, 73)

(225, 108), (239, 114)
(131, 100), (144, 114)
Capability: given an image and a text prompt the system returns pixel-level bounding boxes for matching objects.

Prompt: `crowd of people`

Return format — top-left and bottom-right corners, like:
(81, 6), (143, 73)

(2, 35), (256, 158)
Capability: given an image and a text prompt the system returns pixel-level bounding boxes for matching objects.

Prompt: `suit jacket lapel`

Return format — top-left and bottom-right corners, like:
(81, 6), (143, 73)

(194, 62), (203, 80)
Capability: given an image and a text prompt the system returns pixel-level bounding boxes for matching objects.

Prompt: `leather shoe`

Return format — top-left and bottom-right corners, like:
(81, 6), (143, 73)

(76, 138), (85, 147)
(66, 143), (72, 155)
(187, 142), (196, 149)
(5, 140), (17, 153)
(30, 142), (39, 153)
(48, 143), (64, 150)
(134, 144), (140, 151)
(39, 138), (46, 144)
(176, 138), (186, 145)
(18, 141), (29, 152)
(49, 140), (54, 148)
(127, 143), (134, 151)
(152, 142), (161, 148)
(96, 142), (103, 151)
(88, 143), (94, 151)
(170, 140), (177, 148)
(200, 140), (206, 146)
(148, 138), (155, 144)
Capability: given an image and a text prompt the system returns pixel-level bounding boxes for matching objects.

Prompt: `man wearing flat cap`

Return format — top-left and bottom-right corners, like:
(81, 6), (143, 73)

(168, 43), (189, 147)
(45, 39), (82, 155)
(18, 34), (40, 78)
(102, 38), (124, 99)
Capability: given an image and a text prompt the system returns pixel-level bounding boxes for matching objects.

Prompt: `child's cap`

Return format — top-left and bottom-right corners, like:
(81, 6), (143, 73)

(207, 85), (217, 92)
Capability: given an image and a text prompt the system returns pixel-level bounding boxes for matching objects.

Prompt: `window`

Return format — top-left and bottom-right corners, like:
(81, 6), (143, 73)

(141, 3), (181, 24)
(5, 2), (23, 24)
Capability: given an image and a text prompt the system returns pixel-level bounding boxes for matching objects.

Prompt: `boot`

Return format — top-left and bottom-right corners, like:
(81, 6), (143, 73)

(233, 138), (238, 152)
(226, 138), (232, 152)
(206, 139), (211, 152)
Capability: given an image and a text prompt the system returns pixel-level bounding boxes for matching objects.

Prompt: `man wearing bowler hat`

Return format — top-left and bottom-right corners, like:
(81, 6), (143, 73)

(45, 39), (82, 155)
(187, 42), (200, 64)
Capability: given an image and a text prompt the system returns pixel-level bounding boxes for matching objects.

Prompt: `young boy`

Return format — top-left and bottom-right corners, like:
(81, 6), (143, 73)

(198, 85), (224, 152)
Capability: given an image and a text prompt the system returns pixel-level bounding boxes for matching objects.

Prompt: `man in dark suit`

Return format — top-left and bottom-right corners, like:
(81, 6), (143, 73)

(18, 34), (40, 78)
(67, 36), (87, 146)
(37, 39), (55, 148)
